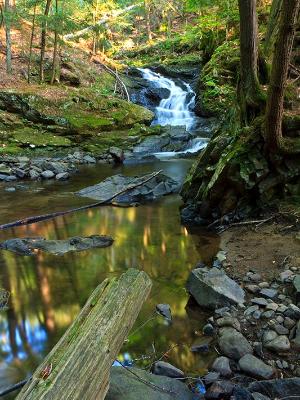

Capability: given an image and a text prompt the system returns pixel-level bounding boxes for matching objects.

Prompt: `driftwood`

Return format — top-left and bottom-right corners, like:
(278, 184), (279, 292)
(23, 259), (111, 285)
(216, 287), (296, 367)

(16, 269), (152, 400)
(0, 170), (162, 231)
(63, 5), (138, 41)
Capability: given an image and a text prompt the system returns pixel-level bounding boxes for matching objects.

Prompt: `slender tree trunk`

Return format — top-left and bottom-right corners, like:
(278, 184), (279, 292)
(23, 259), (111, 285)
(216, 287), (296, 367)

(265, 0), (300, 154)
(144, 0), (152, 41)
(50, 0), (58, 84)
(264, 0), (283, 59)
(238, 0), (262, 125)
(4, 0), (12, 74)
(27, 2), (37, 84)
(39, 0), (52, 83)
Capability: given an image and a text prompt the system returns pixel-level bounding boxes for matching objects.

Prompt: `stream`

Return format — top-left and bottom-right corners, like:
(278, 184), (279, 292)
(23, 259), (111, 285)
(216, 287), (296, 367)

(0, 69), (220, 393)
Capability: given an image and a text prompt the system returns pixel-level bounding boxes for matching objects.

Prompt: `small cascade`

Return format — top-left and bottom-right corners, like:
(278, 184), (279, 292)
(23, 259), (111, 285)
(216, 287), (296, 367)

(138, 68), (198, 131)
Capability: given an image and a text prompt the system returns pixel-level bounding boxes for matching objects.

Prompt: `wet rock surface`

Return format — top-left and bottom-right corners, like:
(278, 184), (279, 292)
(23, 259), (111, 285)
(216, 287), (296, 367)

(0, 235), (113, 256)
(106, 366), (194, 400)
(76, 172), (180, 205)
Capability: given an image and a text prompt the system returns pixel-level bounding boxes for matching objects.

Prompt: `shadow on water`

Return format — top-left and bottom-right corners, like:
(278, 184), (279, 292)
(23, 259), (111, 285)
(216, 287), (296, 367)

(0, 158), (220, 394)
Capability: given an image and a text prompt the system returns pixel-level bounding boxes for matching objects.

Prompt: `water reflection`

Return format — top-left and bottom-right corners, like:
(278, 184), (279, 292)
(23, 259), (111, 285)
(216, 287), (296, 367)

(0, 159), (220, 394)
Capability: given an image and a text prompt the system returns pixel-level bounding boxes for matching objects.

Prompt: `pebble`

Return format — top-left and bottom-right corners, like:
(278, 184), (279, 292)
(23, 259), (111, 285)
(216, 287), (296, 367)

(244, 305), (259, 316)
(245, 284), (260, 294)
(216, 316), (241, 331)
(259, 288), (278, 299)
(266, 302), (278, 311)
(284, 317), (296, 329)
(273, 324), (289, 335)
(262, 310), (275, 319)
(211, 356), (232, 378)
(252, 298), (268, 307)
(203, 323), (215, 336)
(279, 270), (294, 282)
(259, 282), (270, 288)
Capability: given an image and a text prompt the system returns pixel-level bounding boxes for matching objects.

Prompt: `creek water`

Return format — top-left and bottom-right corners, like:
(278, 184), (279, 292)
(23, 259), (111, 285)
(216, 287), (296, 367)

(0, 73), (219, 395)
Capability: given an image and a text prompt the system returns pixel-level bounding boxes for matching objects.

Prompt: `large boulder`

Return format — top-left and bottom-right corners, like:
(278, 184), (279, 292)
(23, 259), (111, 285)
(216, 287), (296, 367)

(248, 378), (300, 399)
(76, 173), (180, 205)
(106, 367), (194, 400)
(186, 267), (245, 309)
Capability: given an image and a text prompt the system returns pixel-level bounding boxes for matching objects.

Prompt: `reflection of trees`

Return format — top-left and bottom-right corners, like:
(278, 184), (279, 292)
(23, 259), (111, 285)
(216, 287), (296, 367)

(0, 192), (220, 380)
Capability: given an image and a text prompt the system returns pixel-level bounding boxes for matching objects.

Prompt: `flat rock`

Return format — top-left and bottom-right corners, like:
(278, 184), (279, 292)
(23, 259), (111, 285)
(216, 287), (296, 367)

(259, 288), (278, 299)
(248, 378), (300, 399)
(106, 367), (194, 400)
(238, 354), (273, 379)
(76, 173), (179, 205)
(251, 298), (268, 307)
(152, 361), (184, 379)
(0, 235), (113, 256)
(186, 267), (245, 310)
(218, 327), (252, 360)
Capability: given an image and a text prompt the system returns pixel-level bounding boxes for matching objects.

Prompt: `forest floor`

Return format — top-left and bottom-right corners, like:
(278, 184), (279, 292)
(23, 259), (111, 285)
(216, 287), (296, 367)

(221, 221), (300, 281)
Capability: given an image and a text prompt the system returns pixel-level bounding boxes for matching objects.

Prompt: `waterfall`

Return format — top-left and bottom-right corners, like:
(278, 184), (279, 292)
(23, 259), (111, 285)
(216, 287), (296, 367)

(138, 68), (197, 131)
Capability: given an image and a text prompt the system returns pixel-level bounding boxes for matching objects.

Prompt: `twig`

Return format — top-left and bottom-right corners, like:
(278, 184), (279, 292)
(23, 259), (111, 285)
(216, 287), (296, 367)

(0, 171), (162, 230)
(0, 379), (29, 397)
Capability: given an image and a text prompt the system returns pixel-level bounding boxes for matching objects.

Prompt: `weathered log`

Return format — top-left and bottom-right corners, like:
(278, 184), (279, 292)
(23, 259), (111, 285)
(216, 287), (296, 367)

(16, 269), (152, 400)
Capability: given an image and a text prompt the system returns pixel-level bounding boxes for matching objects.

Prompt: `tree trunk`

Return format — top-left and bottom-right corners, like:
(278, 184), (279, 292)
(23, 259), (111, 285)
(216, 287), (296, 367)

(39, 0), (52, 83)
(238, 0), (262, 125)
(50, 0), (58, 84)
(27, 2), (37, 83)
(264, 0), (282, 59)
(4, 0), (12, 74)
(17, 269), (152, 400)
(144, 0), (152, 41)
(265, 0), (300, 154)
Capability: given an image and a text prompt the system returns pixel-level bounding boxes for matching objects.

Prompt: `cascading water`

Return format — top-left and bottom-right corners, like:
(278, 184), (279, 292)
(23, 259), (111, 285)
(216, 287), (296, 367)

(138, 68), (197, 131)
(136, 68), (208, 158)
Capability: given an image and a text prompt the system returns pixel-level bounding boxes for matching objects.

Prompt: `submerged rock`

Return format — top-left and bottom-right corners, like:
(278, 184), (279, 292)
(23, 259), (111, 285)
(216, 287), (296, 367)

(106, 366), (194, 400)
(0, 235), (113, 256)
(76, 173), (179, 205)
(186, 267), (245, 309)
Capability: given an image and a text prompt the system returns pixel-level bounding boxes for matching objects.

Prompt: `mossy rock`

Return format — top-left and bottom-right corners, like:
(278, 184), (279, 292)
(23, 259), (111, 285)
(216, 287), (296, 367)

(9, 127), (72, 148)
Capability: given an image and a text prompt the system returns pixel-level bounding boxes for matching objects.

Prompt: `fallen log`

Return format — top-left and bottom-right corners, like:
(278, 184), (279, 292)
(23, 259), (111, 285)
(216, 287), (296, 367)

(0, 170), (162, 230)
(16, 269), (152, 400)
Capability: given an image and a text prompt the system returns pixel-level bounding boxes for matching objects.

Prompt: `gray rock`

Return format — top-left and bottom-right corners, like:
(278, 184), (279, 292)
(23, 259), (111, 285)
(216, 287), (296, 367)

(203, 323), (215, 336)
(0, 235), (113, 256)
(266, 302), (278, 311)
(262, 310), (275, 319)
(245, 284), (260, 294)
(273, 324), (289, 335)
(262, 330), (278, 344)
(29, 169), (40, 180)
(15, 168), (27, 178)
(238, 354), (274, 379)
(152, 361), (184, 379)
(258, 282), (269, 289)
(259, 288), (278, 299)
(76, 173), (179, 204)
(186, 268), (245, 310)
(252, 393), (271, 400)
(216, 316), (241, 331)
(41, 170), (55, 179)
(248, 378), (300, 399)
(5, 187), (16, 192)
(277, 304), (288, 313)
(280, 270), (294, 282)
(109, 147), (124, 163)
(83, 155), (96, 163)
(264, 335), (290, 353)
(211, 356), (232, 378)
(106, 367), (194, 400)
(284, 303), (300, 319)
(156, 304), (172, 322)
(0, 174), (17, 181)
(202, 371), (220, 385)
(284, 317), (296, 329)
(43, 161), (68, 174)
(56, 172), (70, 181)
(205, 380), (234, 400)
(251, 298), (268, 307)
(244, 305), (259, 316)
(218, 327), (252, 360)
(293, 275), (300, 302)
(293, 320), (300, 348)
